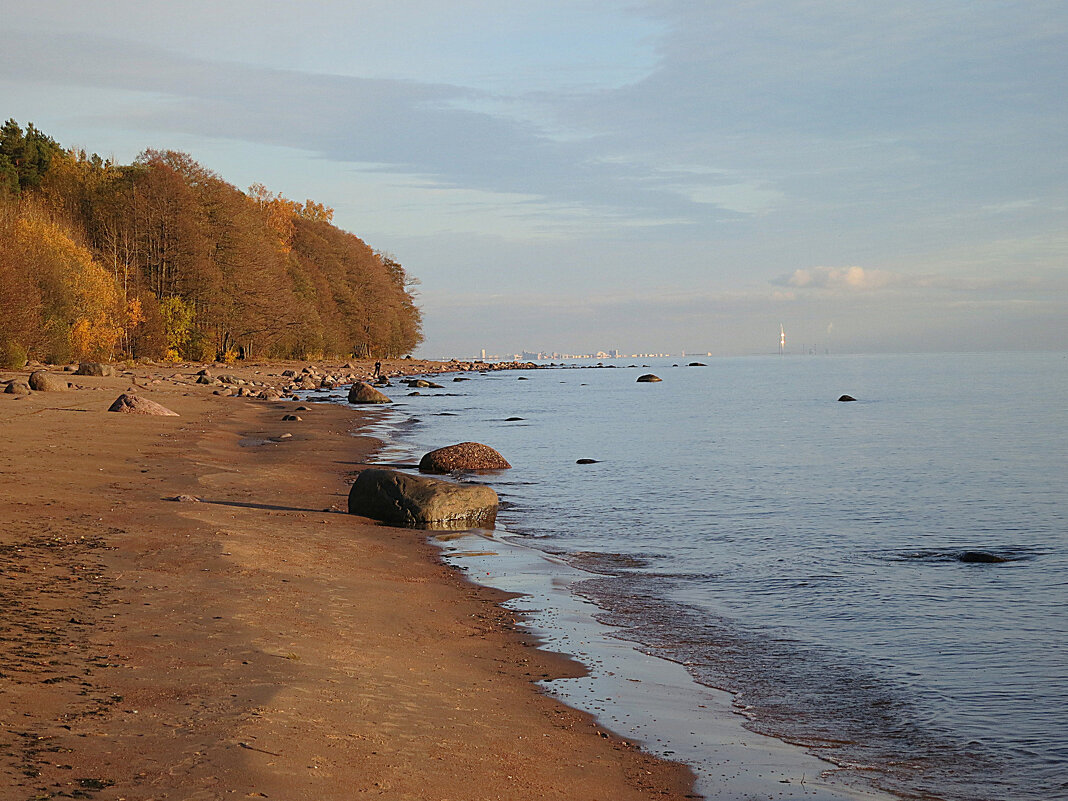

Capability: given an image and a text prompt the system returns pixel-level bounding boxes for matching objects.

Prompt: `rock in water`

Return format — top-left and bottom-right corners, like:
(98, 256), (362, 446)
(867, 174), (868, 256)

(636, 374), (662, 383)
(838, 394), (857, 402)
(107, 393), (179, 416)
(576, 458), (600, 464)
(958, 550), (1009, 563)
(29, 371), (69, 391)
(75, 362), (115, 377)
(348, 381), (393, 404)
(419, 442), (511, 473)
(348, 468), (498, 529)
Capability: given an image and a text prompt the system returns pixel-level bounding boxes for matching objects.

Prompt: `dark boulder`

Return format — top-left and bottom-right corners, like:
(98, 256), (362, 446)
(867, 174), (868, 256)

(347, 468), (498, 529)
(576, 458), (600, 464)
(636, 374), (662, 383)
(958, 551), (1009, 563)
(419, 442), (511, 473)
(76, 362), (115, 377)
(838, 395), (857, 402)
(348, 382), (393, 404)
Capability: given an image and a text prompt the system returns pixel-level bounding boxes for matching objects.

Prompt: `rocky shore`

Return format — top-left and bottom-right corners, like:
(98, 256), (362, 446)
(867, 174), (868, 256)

(0, 359), (694, 800)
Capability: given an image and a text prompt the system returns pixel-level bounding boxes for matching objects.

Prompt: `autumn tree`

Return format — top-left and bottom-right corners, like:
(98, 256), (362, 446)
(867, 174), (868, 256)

(0, 122), (423, 362)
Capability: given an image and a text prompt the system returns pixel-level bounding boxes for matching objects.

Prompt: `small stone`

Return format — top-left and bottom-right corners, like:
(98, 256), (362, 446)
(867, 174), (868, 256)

(4, 380), (31, 395)
(107, 393), (179, 416)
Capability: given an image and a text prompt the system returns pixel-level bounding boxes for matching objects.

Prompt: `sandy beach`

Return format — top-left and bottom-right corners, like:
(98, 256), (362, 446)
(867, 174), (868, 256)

(0, 362), (695, 800)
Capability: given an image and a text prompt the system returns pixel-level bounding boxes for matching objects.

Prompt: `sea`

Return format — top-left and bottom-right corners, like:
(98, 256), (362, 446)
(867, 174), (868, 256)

(342, 352), (1067, 801)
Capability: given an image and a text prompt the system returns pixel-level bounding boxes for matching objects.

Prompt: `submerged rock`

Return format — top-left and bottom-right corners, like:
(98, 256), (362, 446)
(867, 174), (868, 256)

(348, 468), (498, 529)
(958, 550), (1009, 563)
(419, 442), (511, 473)
(838, 394), (857, 402)
(576, 458), (600, 464)
(108, 393), (179, 416)
(636, 374), (662, 383)
(348, 382), (393, 404)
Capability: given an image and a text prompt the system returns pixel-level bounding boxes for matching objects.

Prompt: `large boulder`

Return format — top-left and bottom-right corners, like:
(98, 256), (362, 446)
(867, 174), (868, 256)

(838, 394), (857, 402)
(29, 371), (69, 391)
(419, 442), (511, 473)
(107, 393), (179, 416)
(348, 381), (393, 404)
(75, 362), (115, 377)
(348, 469), (498, 529)
(636, 374), (662, 383)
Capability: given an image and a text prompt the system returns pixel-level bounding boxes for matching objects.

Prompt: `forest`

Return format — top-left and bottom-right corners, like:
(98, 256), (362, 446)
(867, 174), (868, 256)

(0, 119), (422, 368)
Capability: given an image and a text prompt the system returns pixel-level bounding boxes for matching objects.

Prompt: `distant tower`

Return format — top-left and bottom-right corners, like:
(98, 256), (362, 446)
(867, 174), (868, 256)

(779, 324), (785, 356)
(480, 348), (486, 360)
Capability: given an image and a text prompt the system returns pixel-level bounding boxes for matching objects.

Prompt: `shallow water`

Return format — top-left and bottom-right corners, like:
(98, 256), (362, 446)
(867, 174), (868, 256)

(357, 352), (1068, 801)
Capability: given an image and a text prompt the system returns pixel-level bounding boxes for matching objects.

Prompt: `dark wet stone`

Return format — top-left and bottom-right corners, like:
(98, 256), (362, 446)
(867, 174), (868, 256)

(576, 458), (600, 464)
(636, 374), (662, 383)
(348, 468), (498, 529)
(958, 551), (1009, 563)
(838, 395), (857, 402)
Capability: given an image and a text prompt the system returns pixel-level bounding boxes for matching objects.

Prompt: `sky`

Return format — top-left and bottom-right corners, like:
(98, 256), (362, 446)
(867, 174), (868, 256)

(2, 0), (1065, 358)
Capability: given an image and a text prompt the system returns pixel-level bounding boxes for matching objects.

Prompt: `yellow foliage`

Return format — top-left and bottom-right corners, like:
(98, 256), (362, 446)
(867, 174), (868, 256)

(158, 295), (196, 354)
(14, 213), (123, 360)
(126, 296), (145, 330)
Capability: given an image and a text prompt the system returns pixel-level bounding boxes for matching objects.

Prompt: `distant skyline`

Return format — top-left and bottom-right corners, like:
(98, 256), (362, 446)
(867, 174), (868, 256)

(3, 1), (1065, 358)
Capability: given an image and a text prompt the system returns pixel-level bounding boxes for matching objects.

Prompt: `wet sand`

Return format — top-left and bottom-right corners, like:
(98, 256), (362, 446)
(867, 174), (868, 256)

(0, 362), (694, 800)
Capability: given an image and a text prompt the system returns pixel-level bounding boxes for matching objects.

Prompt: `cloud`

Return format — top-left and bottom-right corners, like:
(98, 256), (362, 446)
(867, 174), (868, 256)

(776, 266), (904, 292)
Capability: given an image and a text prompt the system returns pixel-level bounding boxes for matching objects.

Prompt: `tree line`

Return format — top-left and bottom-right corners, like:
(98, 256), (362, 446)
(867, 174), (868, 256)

(0, 119), (422, 367)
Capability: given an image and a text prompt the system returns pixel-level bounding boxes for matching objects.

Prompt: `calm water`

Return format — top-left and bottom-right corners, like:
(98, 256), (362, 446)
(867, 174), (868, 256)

(362, 353), (1068, 801)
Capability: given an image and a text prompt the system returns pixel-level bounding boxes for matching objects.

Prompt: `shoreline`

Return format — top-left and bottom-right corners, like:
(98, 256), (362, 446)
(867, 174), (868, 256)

(355, 381), (903, 801)
(0, 360), (694, 800)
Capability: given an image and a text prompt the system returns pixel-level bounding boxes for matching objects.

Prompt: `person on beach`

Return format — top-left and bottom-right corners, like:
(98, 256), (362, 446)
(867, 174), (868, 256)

(374, 361), (382, 378)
